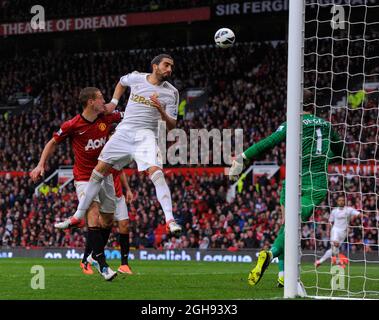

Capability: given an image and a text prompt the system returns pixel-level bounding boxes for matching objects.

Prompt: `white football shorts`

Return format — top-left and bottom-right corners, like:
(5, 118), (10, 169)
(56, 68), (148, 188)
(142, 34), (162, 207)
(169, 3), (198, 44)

(330, 227), (347, 244)
(74, 175), (116, 214)
(98, 128), (162, 172)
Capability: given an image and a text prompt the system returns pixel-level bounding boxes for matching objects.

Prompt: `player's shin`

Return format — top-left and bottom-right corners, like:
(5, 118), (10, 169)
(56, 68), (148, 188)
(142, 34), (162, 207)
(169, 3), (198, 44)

(82, 234), (92, 263)
(332, 245), (340, 264)
(278, 258), (284, 272)
(74, 170), (104, 219)
(319, 248), (333, 264)
(119, 233), (130, 265)
(150, 170), (174, 222)
(88, 227), (108, 270)
(100, 227), (111, 248)
(270, 225), (285, 258)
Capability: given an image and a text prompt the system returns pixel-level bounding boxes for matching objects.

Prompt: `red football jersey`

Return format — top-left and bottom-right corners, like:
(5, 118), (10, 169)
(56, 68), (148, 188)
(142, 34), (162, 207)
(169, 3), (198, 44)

(53, 112), (122, 181)
(110, 168), (123, 198)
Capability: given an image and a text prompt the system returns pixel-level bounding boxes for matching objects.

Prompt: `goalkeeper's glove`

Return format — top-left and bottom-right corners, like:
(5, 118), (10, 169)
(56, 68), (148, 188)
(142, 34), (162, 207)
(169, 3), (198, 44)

(228, 153), (249, 181)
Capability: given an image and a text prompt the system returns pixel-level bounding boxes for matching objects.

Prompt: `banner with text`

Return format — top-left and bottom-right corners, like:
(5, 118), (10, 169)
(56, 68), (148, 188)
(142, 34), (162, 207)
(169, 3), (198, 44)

(0, 248), (256, 263)
(213, 1), (289, 17)
(213, 0), (379, 17)
(0, 7), (210, 37)
(1, 247), (377, 263)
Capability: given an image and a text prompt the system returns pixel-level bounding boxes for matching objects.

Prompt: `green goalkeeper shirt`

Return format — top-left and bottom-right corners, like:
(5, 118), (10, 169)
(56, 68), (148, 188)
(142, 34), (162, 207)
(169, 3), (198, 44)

(243, 113), (344, 188)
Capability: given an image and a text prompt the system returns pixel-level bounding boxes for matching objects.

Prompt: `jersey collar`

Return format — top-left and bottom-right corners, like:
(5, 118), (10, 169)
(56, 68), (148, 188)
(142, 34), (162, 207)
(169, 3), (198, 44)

(80, 113), (99, 124)
(145, 74), (164, 87)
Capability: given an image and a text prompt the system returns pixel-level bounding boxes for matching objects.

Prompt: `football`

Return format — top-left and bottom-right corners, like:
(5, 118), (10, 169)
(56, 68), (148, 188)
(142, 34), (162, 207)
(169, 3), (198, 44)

(214, 28), (235, 48)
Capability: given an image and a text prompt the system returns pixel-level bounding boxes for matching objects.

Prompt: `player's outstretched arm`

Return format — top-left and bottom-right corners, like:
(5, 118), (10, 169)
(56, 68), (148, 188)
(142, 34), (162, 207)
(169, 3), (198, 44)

(30, 138), (57, 182)
(229, 124), (286, 180)
(104, 81), (127, 114)
(243, 124), (286, 161)
(120, 170), (133, 203)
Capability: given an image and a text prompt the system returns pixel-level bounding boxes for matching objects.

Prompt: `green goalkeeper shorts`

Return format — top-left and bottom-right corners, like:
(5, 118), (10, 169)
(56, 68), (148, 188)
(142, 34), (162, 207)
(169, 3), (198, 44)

(279, 180), (327, 222)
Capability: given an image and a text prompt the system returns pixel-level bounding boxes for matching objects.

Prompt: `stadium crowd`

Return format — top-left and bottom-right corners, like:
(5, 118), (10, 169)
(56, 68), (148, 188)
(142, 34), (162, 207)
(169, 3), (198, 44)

(1, 41), (378, 253)
(1, 169), (378, 253)
(0, 42), (289, 172)
(1, 42), (377, 172)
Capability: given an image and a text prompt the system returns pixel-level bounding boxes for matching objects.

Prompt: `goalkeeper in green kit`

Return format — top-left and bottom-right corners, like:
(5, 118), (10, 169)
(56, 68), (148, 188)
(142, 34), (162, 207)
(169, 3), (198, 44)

(229, 89), (344, 287)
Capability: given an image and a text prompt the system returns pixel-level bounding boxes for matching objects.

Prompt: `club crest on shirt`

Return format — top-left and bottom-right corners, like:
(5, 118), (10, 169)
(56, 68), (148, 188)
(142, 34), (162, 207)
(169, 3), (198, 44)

(98, 123), (107, 131)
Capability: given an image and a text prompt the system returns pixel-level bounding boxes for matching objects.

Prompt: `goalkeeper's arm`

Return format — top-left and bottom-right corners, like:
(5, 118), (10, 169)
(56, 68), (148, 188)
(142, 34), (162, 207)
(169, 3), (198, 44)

(229, 124), (287, 178)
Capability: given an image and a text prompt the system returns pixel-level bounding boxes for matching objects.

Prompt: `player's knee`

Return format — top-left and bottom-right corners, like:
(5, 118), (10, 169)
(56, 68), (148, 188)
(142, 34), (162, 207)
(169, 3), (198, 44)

(150, 169), (166, 187)
(99, 212), (114, 229)
(100, 220), (113, 229)
(90, 169), (105, 183)
(148, 165), (161, 176)
(87, 217), (100, 228)
(93, 161), (112, 176)
(118, 219), (129, 233)
(87, 204), (100, 227)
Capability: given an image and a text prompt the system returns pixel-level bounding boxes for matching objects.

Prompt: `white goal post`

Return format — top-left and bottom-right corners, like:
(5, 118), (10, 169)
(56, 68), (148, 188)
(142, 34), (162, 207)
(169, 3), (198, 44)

(284, 0), (305, 299)
(285, 0), (379, 299)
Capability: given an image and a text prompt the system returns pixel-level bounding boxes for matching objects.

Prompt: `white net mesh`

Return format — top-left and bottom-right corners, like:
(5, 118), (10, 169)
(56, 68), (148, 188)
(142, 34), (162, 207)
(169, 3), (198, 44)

(301, 0), (379, 299)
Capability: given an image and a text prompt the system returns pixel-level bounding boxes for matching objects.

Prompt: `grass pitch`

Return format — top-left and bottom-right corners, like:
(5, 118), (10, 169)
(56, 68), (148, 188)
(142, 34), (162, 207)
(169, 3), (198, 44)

(1, 258), (378, 300)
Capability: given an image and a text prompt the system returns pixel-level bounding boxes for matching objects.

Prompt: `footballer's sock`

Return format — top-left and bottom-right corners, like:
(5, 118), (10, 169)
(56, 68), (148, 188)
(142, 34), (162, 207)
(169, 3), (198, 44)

(82, 234), (92, 263)
(119, 233), (130, 265)
(270, 247), (280, 259)
(100, 227), (111, 248)
(74, 170), (104, 220)
(332, 245), (340, 263)
(278, 257), (284, 273)
(319, 248), (333, 263)
(270, 224), (285, 258)
(88, 227), (108, 270)
(150, 170), (174, 222)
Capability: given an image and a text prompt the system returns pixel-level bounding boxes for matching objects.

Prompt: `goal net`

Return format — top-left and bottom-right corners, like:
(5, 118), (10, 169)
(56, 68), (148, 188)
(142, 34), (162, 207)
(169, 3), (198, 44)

(299, 0), (379, 299)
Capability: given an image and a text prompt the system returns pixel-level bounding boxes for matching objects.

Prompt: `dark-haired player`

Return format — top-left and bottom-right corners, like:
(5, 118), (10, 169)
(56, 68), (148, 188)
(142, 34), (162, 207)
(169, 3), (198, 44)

(315, 195), (361, 267)
(55, 54), (182, 236)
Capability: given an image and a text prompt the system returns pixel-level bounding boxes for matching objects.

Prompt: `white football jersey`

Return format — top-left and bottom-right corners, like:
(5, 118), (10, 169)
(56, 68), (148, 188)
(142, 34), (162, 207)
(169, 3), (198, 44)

(117, 71), (179, 136)
(329, 206), (360, 230)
